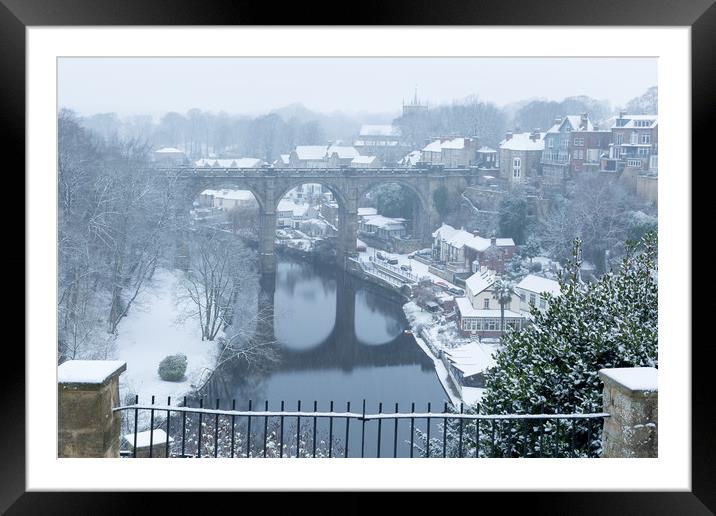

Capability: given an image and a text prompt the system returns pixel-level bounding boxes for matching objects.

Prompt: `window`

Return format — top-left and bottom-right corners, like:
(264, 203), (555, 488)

(512, 157), (521, 178)
(630, 132), (639, 144)
(574, 149), (583, 160)
(627, 159), (642, 167)
(548, 139), (554, 148)
(640, 133), (651, 144)
(614, 133), (624, 145)
(483, 298), (490, 309)
(539, 298), (546, 309)
(650, 155), (658, 170)
(574, 137), (584, 146)
(638, 147), (650, 156)
(529, 293), (536, 305)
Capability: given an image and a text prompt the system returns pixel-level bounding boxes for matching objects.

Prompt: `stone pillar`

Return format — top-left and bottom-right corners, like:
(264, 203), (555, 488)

(258, 210), (277, 274)
(123, 429), (174, 458)
(599, 367), (658, 458)
(337, 190), (358, 269)
(58, 360), (127, 458)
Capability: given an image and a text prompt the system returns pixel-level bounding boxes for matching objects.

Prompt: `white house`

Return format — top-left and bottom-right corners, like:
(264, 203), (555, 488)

(199, 189), (258, 211)
(432, 223), (516, 274)
(421, 137), (480, 167)
(276, 199), (313, 228)
(515, 274), (561, 315)
(456, 267), (525, 338)
(153, 147), (187, 165)
(289, 146), (330, 168)
(358, 214), (407, 240)
(350, 155), (382, 168)
(327, 145), (360, 167)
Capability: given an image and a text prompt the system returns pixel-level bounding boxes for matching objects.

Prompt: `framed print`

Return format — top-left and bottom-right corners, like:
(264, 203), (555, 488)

(5, 0), (712, 512)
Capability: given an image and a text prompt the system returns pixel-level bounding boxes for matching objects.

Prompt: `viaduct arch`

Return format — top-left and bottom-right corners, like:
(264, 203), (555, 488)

(170, 166), (476, 273)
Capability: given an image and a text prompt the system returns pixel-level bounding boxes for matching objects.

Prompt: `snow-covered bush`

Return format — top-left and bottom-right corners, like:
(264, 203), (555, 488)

(158, 353), (188, 382)
(529, 261), (542, 273)
(421, 233), (658, 457)
(481, 232), (657, 456)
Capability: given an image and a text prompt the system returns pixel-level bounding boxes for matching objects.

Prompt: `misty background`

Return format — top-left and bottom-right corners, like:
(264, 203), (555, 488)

(58, 57), (657, 160)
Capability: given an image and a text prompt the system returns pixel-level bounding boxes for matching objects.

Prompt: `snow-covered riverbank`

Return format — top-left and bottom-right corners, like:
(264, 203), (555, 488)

(112, 268), (219, 402)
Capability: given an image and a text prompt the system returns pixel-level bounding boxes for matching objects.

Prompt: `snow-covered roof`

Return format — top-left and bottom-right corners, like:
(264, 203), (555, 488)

(499, 132), (545, 151)
(351, 155), (378, 165)
(612, 115), (658, 129)
(277, 199), (310, 217)
(443, 341), (500, 377)
(359, 124), (400, 137)
(563, 115), (594, 132)
(442, 137), (471, 150)
(422, 140), (444, 152)
(362, 214), (406, 230)
(433, 224), (514, 253)
(294, 145), (329, 161)
(432, 223), (460, 240)
(279, 154), (290, 164)
(516, 274), (561, 297)
(464, 268), (496, 296)
(478, 146), (496, 153)
(124, 429), (174, 448)
(357, 207), (378, 217)
(423, 137), (471, 152)
(201, 189), (256, 201)
(58, 360), (126, 384)
(155, 147), (184, 154)
(328, 145), (359, 159)
(456, 297), (523, 321)
(195, 158), (263, 168)
(401, 150), (422, 166)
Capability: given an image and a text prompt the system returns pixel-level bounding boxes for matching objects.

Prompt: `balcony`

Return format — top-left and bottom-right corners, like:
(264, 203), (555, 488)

(541, 151), (570, 165)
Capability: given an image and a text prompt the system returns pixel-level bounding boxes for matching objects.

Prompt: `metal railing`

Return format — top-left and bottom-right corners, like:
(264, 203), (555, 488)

(115, 397), (609, 458)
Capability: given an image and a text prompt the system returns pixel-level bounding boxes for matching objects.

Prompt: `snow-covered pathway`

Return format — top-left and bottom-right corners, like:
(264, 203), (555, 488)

(112, 268), (218, 402)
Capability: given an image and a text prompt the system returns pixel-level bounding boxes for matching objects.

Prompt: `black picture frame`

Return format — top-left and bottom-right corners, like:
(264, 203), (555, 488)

(4, 0), (709, 512)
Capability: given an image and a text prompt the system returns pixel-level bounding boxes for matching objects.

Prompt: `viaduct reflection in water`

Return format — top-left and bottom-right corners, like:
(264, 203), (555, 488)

(207, 258), (447, 409)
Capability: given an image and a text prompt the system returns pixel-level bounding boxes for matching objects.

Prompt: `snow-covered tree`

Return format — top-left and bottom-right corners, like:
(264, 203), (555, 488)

(624, 86), (658, 115)
(182, 230), (256, 341)
(480, 232), (657, 456)
(419, 233), (657, 457)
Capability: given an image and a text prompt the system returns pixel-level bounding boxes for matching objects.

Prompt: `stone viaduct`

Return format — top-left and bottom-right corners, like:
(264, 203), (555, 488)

(167, 166), (478, 273)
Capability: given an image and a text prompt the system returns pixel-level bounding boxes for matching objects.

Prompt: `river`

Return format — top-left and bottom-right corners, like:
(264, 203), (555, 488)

(202, 257), (449, 457)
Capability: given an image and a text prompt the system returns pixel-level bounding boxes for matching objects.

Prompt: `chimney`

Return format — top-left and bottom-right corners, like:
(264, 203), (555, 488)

(505, 131), (513, 141)
(472, 229), (480, 237)
(619, 110), (626, 119)
(580, 112), (588, 129)
(529, 129), (541, 141)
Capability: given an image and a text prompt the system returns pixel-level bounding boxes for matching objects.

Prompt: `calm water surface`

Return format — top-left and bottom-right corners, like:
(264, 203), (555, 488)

(205, 258), (449, 457)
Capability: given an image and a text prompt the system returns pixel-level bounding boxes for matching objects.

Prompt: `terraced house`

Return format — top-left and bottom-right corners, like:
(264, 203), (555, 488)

(607, 112), (658, 173)
(541, 113), (611, 183)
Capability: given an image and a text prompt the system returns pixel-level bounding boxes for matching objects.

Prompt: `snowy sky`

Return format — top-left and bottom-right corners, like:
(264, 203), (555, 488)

(58, 57), (656, 119)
